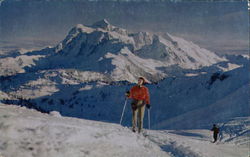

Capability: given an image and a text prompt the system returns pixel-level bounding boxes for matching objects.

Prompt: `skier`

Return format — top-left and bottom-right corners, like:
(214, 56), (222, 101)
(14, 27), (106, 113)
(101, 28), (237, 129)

(126, 77), (150, 133)
(211, 124), (220, 143)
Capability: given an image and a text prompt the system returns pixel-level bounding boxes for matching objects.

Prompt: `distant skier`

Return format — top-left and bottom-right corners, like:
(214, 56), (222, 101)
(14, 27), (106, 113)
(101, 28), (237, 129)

(211, 124), (220, 143)
(126, 77), (150, 133)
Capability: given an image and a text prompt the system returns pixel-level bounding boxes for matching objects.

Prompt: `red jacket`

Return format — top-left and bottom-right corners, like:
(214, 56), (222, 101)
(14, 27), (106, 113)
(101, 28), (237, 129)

(129, 85), (150, 104)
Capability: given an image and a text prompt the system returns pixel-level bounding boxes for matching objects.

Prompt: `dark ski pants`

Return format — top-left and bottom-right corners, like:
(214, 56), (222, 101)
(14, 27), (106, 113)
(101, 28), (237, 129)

(213, 133), (218, 142)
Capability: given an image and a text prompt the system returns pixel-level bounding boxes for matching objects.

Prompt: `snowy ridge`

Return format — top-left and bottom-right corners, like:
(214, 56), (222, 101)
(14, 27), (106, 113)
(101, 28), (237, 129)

(164, 34), (223, 67)
(0, 55), (45, 76)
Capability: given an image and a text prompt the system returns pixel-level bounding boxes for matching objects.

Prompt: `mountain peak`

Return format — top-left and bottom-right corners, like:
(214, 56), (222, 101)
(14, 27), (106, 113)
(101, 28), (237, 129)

(92, 19), (113, 30)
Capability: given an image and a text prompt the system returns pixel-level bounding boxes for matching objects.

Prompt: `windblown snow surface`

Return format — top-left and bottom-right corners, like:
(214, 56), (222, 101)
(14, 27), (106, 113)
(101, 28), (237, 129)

(0, 103), (249, 157)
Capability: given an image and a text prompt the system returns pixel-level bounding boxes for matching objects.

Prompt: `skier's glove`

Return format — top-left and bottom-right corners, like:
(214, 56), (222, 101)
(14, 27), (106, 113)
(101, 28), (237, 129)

(146, 104), (151, 109)
(125, 91), (130, 97)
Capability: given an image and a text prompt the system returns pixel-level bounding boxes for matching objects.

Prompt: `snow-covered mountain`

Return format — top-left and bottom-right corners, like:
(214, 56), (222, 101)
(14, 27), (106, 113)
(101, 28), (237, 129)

(0, 20), (248, 132)
(18, 19), (225, 83)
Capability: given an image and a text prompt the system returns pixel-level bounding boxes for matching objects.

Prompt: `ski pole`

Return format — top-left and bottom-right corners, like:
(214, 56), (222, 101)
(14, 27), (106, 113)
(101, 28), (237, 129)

(148, 108), (150, 130)
(120, 98), (128, 125)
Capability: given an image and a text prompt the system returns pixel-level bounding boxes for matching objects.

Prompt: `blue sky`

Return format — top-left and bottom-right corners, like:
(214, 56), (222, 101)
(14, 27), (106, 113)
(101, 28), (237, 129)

(0, 0), (248, 54)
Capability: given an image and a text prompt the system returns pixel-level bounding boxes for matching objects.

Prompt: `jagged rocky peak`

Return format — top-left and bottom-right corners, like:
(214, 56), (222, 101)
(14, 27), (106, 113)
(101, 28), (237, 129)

(60, 24), (93, 47)
(90, 19), (128, 35)
(68, 24), (94, 35)
(63, 19), (128, 43)
(91, 19), (114, 31)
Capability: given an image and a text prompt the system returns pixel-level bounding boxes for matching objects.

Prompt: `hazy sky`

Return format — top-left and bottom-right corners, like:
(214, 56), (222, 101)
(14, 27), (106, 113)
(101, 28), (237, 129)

(0, 0), (248, 54)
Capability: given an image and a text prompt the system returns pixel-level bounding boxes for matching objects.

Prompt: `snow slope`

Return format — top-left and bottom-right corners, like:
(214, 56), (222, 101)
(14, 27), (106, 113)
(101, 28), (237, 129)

(151, 62), (249, 129)
(0, 103), (248, 157)
(154, 85), (249, 129)
(0, 103), (169, 157)
(146, 128), (249, 157)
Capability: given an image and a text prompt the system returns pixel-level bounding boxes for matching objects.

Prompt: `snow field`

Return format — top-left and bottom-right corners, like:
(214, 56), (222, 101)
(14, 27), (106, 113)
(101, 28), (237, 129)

(0, 103), (169, 157)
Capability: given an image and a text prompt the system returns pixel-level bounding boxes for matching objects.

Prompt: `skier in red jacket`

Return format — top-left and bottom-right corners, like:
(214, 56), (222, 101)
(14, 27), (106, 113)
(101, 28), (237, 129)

(126, 77), (150, 133)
